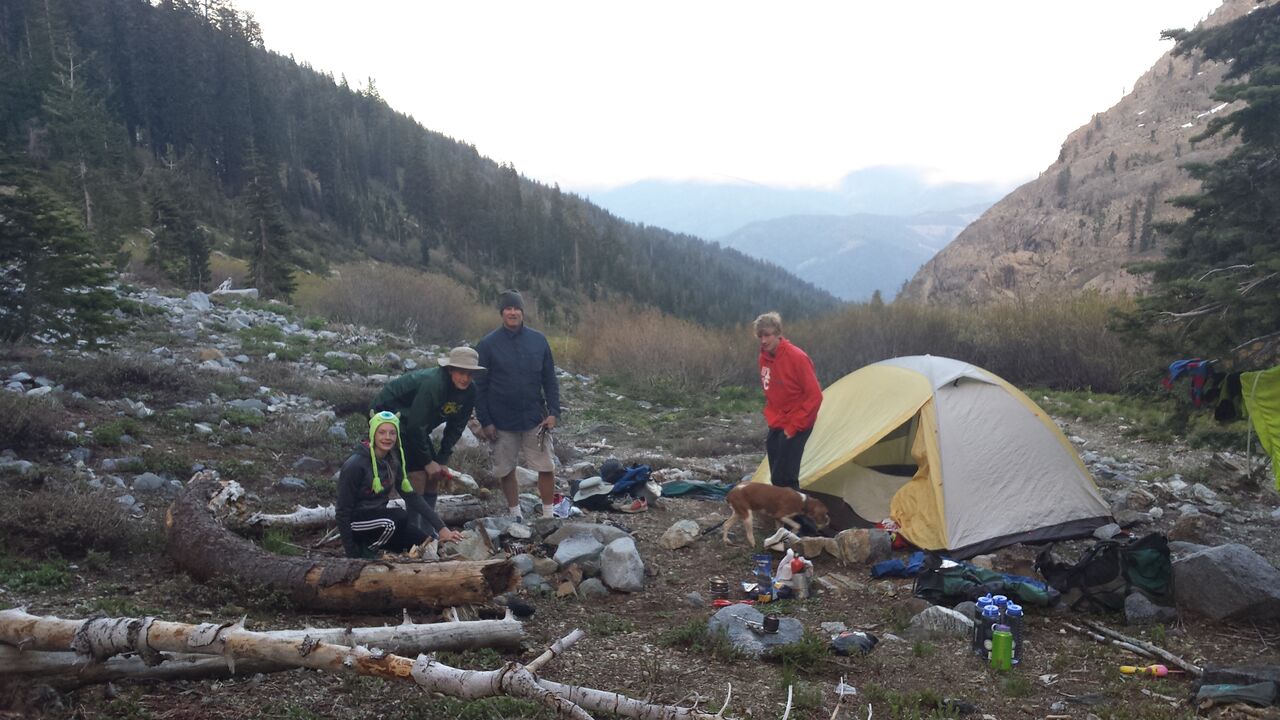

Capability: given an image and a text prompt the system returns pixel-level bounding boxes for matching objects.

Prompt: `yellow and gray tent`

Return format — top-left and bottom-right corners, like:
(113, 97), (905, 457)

(753, 355), (1111, 558)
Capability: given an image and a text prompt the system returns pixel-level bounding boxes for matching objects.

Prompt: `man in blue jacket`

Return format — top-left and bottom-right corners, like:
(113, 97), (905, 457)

(475, 290), (560, 519)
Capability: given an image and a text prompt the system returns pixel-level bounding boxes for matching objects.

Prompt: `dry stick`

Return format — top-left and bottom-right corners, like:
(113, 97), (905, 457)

(780, 685), (794, 720)
(1081, 620), (1203, 677)
(1062, 621), (1153, 659)
(526, 629), (586, 674)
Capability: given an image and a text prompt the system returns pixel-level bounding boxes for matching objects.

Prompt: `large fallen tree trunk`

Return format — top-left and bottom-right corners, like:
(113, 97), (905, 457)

(244, 495), (487, 530)
(166, 472), (515, 611)
(0, 610), (731, 720)
(0, 608), (524, 689)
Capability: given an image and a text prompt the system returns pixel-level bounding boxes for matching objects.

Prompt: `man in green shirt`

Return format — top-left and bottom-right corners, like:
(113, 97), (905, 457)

(372, 346), (484, 518)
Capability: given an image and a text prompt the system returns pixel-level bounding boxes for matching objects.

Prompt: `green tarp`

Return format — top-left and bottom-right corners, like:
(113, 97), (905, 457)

(1242, 366), (1280, 489)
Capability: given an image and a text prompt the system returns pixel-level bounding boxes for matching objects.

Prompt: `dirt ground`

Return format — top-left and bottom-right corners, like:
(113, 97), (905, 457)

(4, 339), (1280, 719)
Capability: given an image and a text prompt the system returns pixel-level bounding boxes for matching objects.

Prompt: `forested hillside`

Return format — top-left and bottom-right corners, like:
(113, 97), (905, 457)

(0, 0), (837, 327)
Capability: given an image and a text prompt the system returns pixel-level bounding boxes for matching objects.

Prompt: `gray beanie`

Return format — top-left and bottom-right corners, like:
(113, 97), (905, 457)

(498, 289), (524, 312)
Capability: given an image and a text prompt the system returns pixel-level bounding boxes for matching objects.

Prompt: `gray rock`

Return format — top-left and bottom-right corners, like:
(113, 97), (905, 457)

(26, 386), (53, 398)
(231, 354), (251, 364)
(132, 472), (166, 492)
(577, 578), (610, 598)
(5, 381), (24, 393)
(1190, 483), (1219, 503)
(1173, 544), (1280, 621)
(904, 606), (974, 640)
(1168, 540), (1211, 556)
(116, 494), (137, 509)
(507, 523), (533, 540)
(0, 459), (36, 476)
(32, 376), (53, 388)
(193, 423), (214, 435)
(521, 573), (550, 593)
(228, 398), (268, 413)
(450, 532), (494, 561)
(532, 557), (559, 577)
(68, 447), (93, 464)
(554, 535), (604, 567)
(953, 601), (978, 620)
(185, 292), (212, 311)
(7, 371), (32, 383)
(600, 537), (645, 592)
(292, 456), (327, 474)
(708, 604), (805, 658)
(403, 358), (417, 370)
(1093, 523), (1123, 540)
(511, 554), (536, 575)
(544, 522), (630, 547)
(327, 424), (348, 439)
(1125, 592), (1178, 626)
(278, 476), (308, 490)
(820, 621), (848, 635)
(686, 592), (705, 607)
(658, 519), (700, 550)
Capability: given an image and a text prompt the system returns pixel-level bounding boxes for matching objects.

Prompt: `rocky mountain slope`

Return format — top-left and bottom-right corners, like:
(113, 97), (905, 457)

(900, 0), (1263, 304)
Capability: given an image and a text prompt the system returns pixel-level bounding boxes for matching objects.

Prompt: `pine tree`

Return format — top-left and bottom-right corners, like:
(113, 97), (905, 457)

(243, 144), (296, 299)
(146, 156), (210, 290)
(0, 158), (119, 344)
(1119, 7), (1280, 360)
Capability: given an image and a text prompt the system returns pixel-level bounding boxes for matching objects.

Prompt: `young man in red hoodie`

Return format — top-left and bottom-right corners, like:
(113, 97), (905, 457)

(755, 312), (823, 490)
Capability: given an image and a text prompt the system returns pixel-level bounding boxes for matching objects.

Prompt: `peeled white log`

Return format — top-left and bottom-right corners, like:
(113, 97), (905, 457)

(246, 494), (485, 529)
(0, 609), (730, 720)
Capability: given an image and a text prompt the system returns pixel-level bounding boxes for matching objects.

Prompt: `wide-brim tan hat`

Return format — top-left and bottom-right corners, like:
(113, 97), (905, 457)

(438, 346), (486, 372)
(573, 476), (614, 502)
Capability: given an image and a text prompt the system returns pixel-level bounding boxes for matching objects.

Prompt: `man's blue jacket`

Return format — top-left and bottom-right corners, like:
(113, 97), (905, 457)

(475, 323), (560, 432)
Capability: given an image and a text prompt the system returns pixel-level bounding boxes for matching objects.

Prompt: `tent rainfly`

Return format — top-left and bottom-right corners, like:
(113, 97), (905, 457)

(753, 355), (1112, 558)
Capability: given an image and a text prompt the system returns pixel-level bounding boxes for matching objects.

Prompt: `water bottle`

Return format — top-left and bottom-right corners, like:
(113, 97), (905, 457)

(1005, 603), (1024, 665)
(990, 625), (1013, 671)
(976, 604), (1000, 659)
(991, 594), (1009, 621)
(976, 594), (994, 610)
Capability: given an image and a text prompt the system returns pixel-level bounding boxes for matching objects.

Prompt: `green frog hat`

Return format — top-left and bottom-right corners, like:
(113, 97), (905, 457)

(368, 410), (410, 494)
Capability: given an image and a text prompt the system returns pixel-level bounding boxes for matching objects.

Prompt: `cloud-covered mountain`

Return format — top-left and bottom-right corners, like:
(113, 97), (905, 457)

(717, 208), (987, 301)
(581, 166), (1015, 241)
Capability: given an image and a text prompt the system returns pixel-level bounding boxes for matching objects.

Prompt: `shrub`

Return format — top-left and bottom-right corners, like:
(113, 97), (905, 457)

(0, 489), (147, 556)
(0, 393), (64, 454)
(296, 263), (485, 344)
(24, 353), (212, 403)
(566, 302), (752, 393)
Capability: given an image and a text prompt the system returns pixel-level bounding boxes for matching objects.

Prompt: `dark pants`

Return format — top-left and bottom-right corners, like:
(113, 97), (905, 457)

(766, 427), (812, 489)
(349, 505), (429, 554)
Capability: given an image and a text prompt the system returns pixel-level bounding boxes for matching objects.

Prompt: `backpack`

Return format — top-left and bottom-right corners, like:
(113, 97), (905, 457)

(912, 553), (1058, 607)
(1034, 532), (1173, 612)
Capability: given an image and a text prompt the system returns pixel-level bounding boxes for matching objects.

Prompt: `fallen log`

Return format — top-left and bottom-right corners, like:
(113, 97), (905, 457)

(0, 608), (524, 688)
(1081, 619), (1203, 677)
(244, 494), (487, 530)
(0, 610), (732, 719)
(166, 472), (515, 611)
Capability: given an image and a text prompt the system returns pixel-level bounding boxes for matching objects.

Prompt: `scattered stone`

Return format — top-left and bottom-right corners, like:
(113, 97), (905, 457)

(7, 371), (32, 384)
(577, 578), (610, 598)
(544, 522), (630, 547)
(658, 519), (700, 550)
(511, 554), (536, 576)
(1125, 592), (1178, 626)
(132, 472), (166, 492)
(68, 447), (93, 464)
(686, 592), (705, 607)
(228, 398), (268, 413)
(1093, 523), (1123, 540)
(600, 537), (645, 592)
(1190, 483), (1219, 503)
(327, 424), (348, 439)
(521, 573), (550, 593)
(953, 601), (978, 620)
(0, 459), (36, 477)
(904, 606), (973, 640)
(291, 456), (327, 474)
(101, 457), (142, 472)
(26, 386), (53, 398)
(507, 523), (533, 540)
(820, 621), (848, 635)
(554, 535), (604, 567)
(450, 532), (494, 561)
(278, 476), (307, 490)
(186, 292), (212, 311)
(532, 557), (559, 577)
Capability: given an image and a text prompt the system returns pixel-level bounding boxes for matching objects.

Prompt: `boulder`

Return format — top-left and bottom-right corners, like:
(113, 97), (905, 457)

(600, 537), (645, 592)
(904, 605), (973, 640)
(834, 528), (893, 564)
(544, 522), (630, 547)
(1173, 544), (1280, 621)
(707, 604), (805, 658)
(1125, 592), (1178, 626)
(577, 578), (610, 598)
(132, 472), (166, 492)
(553, 535), (604, 567)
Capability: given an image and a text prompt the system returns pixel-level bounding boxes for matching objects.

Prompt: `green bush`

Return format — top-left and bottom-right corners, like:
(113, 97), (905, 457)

(94, 418), (142, 447)
(0, 490), (147, 556)
(24, 353), (211, 402)
(0, 393), (65, 454)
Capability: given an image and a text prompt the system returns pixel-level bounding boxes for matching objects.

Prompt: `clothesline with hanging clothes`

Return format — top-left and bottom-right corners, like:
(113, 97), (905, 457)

(1161, 358), (1220, 408)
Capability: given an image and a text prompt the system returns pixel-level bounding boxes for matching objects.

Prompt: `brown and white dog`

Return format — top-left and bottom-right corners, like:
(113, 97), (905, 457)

(722, 482), (830, 547)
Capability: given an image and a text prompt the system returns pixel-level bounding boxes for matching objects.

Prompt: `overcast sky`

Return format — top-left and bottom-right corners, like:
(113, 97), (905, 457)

(232, 0), (1224, 191)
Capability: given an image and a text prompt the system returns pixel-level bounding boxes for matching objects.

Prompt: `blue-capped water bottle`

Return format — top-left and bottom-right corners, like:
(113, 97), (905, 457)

(1005, 603), (1024, 665)
(977, 604), (1000, 659)
(991, 594), (1009, 621)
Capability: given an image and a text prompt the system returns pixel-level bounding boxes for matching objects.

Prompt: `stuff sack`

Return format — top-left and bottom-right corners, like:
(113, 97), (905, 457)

(1035, 532), (1172, 612)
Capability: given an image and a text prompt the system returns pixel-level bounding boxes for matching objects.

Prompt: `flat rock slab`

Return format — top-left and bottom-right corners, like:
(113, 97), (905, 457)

(708, 604), (805, 658)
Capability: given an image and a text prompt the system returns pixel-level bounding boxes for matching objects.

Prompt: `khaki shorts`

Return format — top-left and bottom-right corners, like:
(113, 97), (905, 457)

(491, 428), (556, 477)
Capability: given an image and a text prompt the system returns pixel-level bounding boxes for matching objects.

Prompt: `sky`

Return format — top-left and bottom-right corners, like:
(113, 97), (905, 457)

(232, 0), (1225, 192)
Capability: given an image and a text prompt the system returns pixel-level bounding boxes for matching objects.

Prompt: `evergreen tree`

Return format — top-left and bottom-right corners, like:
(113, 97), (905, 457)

(242, 144), (296, 299)
(0, 158), (119, 344)
(1120, 7), (1280, 359)
(146, 156), (210, 289)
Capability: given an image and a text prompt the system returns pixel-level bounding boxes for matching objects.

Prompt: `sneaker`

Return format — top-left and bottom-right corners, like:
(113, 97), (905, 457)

(612, 497), (648, 513)
(764, 527), (801, 551)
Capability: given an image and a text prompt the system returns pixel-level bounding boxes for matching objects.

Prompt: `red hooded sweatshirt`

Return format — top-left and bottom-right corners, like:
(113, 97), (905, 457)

(759, 338), (823, 435)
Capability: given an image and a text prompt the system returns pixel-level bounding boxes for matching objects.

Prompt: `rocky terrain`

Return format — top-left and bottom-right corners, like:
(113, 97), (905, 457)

(901, 0), (1268, 305)
(2, 286), (1280, 720)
